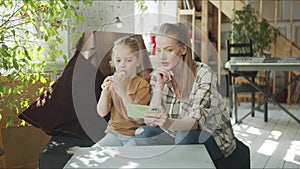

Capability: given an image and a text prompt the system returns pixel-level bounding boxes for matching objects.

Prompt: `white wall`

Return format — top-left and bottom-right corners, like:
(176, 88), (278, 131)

(68, 1), (135, 55)
(134, 1), (178, 34)
(74, 1), (135, 32)
(65, 0), (178, 59)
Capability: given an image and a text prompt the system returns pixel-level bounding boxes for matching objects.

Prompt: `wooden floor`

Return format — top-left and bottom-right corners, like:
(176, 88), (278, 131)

(232, 102), (300, 169)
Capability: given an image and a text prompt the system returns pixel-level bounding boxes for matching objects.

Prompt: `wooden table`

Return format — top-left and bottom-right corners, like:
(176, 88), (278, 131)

(64, 145), (215, 168)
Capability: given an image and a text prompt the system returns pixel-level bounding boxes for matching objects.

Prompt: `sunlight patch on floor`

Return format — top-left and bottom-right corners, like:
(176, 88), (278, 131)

(284, 140), (300, 165)
(257, 140), (279, 156)
(268, 130), (282, 140)
(233, 125), (253, 146)
(241, 133), (250, 137)
(246, 126), (262, 135)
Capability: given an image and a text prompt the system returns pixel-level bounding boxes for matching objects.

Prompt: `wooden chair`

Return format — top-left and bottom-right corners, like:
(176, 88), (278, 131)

(226, 39), (267, 123)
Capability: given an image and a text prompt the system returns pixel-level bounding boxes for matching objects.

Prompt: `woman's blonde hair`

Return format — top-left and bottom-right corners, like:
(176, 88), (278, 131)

(156, 23), (198, 98)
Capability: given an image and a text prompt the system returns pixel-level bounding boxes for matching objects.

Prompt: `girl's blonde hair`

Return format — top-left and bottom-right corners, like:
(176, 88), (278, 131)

(156, 23), (198, 98)
(111, 36), (143, 71)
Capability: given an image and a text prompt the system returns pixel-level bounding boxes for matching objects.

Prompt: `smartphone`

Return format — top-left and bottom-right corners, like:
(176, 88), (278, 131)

(127, 104), (159, 119)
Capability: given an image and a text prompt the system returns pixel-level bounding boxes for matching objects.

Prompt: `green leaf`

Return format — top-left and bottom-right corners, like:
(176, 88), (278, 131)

(51, 67), (57, 74)
(83, 0), (92, 6)
(0, 35), (4, 41)
(40, 76), (47, 84)
(11, 29), (15, 36)
(56, 36), (63, 44)
(23, 47), (31, 60)
(15, 106), (19, 114)
(0, 48), (7, 57)
(65, 9), (70, 18)
(20, 120), (26, 126)
(37, 46), (43, 52)
(45, 34), (49, 41)
(73, 0), (79, 5)
(38, 87), (44, 94)
(4, 14), (11, 17)
(2, 44), (9, 51)
(39, 25), (46, 33)
(61, 0), (67, 6)
(6, 117), (15, 128)
(2, 59), (8, 70)
(63, 54), (68, 63)
(13, 58), (19, 70)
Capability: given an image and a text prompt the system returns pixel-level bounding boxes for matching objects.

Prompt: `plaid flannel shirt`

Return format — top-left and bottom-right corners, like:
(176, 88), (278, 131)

(150, 62), (236, 157)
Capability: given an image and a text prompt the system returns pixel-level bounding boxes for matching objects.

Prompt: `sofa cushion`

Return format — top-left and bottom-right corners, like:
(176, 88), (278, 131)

(18, 51), (108, 140)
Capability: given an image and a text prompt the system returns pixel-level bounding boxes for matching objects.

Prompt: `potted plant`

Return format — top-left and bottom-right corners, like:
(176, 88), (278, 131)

(0, 0), (91, 167)
(227, 4), (281, 105)
(0, 0), (92, 127)
(228, 4), (280, 56)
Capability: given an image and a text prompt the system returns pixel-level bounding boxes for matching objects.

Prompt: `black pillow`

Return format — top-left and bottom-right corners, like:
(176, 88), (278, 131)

(18, 51), (109, 140)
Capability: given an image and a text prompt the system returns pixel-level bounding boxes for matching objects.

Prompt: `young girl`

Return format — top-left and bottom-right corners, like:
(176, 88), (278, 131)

(93, 36), (150, 147)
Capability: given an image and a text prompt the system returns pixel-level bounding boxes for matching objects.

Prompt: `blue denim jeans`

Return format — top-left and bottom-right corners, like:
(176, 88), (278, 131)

(92, 132), (136, 147)
(134, 126), (224, 160)
(134, 126), (174, 145)
(176, 130), (224, 160)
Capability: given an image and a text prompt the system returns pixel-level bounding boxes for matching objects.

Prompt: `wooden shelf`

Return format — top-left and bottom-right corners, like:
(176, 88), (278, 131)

(178, 9), (202, 17)
(177, 0), (210, 63)
(177, 7), (202, 59)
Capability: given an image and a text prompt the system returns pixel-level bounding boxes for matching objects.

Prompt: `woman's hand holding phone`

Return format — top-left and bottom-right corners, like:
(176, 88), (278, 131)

(144, 106), (168, 127)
